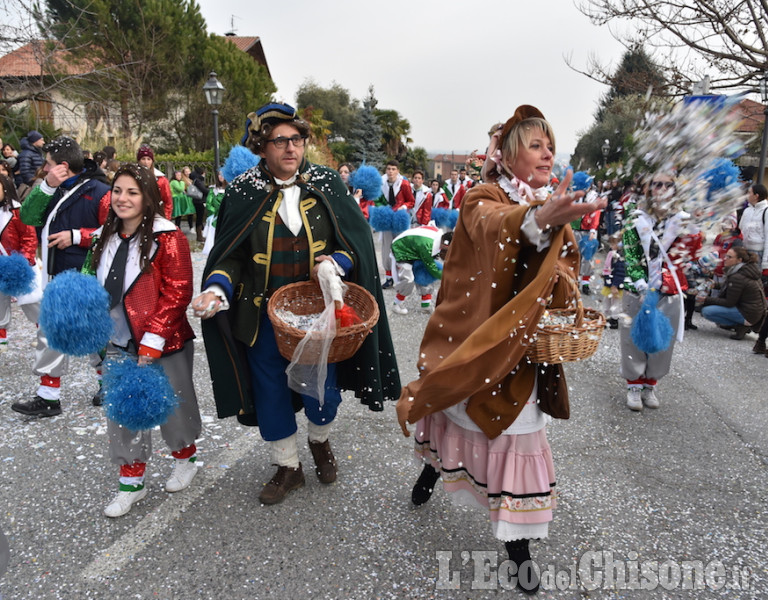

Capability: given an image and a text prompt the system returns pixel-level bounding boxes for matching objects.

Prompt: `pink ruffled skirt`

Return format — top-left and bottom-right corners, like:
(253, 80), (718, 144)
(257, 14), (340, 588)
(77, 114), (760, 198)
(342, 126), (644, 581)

(414, 411), (556, 541)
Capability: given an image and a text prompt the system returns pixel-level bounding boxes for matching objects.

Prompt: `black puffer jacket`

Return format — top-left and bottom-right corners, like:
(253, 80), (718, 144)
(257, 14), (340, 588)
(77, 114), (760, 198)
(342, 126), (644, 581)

(18, 137), (44, 185)
(704, 261), (767, 325)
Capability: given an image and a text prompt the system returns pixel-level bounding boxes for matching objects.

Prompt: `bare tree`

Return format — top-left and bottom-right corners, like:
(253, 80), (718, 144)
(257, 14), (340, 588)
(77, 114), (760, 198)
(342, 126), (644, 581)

(574, 0), (768, 96)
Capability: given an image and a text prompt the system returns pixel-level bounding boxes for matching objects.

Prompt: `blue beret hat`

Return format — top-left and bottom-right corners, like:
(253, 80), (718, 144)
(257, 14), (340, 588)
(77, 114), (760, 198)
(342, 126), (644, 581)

(241, 103), (298, 146)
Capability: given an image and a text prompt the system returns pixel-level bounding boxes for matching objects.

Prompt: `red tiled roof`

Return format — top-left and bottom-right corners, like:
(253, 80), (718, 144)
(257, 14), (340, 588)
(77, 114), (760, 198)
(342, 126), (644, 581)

(734, 98), (766, 133)
(223, 36), (259, 52)
(0, 41), (87, 77)
(222, 35), (270, 78)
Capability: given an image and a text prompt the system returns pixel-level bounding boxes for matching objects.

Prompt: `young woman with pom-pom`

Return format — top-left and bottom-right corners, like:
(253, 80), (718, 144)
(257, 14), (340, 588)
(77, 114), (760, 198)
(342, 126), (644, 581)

(0, 173), (38, 352)
(621, 172), (702, 411)
(85, 163), (202, 517)
(373, 160), (414, 288)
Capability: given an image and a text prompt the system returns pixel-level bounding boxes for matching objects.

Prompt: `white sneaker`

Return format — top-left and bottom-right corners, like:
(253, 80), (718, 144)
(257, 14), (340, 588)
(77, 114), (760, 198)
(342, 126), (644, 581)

(626, 388), (643, 411)
(104, 487), (148, 517)
(165, 459), (198, 492)
(641, 387), (660, 409)
(392, 302), (408, 315)
(0, 341), (8, 353)
(420, 304), (434, 314)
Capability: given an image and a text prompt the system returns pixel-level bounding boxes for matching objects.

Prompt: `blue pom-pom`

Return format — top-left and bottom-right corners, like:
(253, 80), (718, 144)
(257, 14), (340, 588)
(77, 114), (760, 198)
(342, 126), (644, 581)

(631, 290), (674, 354)
(391, 209), (410, 235)
(413, 260), (441, 287)
(350, 164), (382, 201)
(39, 270), (113, 356)
(444, 209), (459, 230)
(571, 170), (593, 191)
(221, 146), (260, 183)
(0, 253), (35, 296)
(432, 208), (459, 229)
(369, 205), (392, 232)
(701, 158), (740, 201)
(103, 356), (180, 431)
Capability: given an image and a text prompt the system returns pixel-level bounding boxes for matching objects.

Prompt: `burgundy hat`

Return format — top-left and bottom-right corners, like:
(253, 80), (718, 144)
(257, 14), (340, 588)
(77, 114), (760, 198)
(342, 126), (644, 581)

(136, 146), (154, 162)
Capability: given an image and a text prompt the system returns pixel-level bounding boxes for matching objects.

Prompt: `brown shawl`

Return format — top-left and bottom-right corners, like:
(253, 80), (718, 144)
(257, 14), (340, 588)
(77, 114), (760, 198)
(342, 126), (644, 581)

(398, 182), (579, 439)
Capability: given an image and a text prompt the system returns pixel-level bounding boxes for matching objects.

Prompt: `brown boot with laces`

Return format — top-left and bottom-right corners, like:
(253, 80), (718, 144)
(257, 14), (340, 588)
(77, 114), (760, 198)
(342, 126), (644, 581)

(308, 439), (337, 484)
(259, 464), (305, 504)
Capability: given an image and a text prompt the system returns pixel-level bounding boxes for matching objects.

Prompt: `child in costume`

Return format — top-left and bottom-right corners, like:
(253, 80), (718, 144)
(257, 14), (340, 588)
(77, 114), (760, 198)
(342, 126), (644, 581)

(601, 233), (625, 329)
(578, 229), (599, 294)
(389, 225), (451, 315)
(684, 252), (719, 330)
(201, 171), (226, 255)
(712, 214), (743, 287)
(621, 172), (702, 411)
(169, 170), (195, 226)
(85, 164), (202, 517)
(0, 173), (38, 351)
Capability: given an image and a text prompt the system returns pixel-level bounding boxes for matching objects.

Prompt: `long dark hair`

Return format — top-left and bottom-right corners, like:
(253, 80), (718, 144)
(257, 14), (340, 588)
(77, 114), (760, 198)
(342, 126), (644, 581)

(0, 173), (19, 208)
(91, 164), (163, 273)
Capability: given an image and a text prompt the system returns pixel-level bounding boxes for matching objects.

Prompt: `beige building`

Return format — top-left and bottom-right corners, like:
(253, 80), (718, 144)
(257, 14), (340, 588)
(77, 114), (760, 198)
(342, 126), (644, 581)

(0, 36), (270, 144)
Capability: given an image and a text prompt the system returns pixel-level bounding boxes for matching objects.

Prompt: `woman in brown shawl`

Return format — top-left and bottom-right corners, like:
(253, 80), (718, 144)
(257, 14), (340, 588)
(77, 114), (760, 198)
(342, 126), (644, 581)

(396, 106), (605, 594)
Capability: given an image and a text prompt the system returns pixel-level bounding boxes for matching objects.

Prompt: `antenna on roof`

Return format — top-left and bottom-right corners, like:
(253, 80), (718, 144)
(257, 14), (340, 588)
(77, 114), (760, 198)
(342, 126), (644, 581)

(224, 15), (241, 37)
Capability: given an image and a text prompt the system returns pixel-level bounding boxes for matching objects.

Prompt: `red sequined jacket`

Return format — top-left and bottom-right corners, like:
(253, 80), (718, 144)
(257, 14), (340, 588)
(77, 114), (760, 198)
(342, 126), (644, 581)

(0, 203), (37, 264)
(90, 218), (194, 356)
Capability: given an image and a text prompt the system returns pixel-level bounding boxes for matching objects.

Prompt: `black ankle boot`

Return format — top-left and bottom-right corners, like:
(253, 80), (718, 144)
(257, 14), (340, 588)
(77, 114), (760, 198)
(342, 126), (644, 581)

(505, 539), (540, 595)
(730, 324), (750, 340)
(411, 464), (440, 506)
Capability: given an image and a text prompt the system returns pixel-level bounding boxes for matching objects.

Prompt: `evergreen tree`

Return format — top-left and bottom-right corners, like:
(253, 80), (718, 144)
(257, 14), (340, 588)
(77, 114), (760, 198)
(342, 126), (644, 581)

(348, 85), (385, 169)
(37, 0), (210, 138)
(595, 46), (667, 122)
(169, 33), (275, 152)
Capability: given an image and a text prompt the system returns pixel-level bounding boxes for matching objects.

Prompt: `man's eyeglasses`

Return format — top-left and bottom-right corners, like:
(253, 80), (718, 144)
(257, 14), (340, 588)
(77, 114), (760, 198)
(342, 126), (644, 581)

(652, 181), (675, 190)
(265, 135), (307, 149)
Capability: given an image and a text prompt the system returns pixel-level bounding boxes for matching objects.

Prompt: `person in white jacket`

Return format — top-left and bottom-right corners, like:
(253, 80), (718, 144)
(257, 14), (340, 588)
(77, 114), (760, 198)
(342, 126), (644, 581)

(738, 184), (768, 270)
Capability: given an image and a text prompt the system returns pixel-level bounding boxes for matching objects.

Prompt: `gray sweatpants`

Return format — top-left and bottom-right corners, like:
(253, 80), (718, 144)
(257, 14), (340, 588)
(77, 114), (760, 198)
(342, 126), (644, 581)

(620, 292), (682, 383)
(0, 298), (69, 378)
(107, 342), (202, 465)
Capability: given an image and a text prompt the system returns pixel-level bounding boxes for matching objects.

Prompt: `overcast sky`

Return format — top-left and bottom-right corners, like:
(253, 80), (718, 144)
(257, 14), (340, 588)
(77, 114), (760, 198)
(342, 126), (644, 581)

(198, 0), (629, 158)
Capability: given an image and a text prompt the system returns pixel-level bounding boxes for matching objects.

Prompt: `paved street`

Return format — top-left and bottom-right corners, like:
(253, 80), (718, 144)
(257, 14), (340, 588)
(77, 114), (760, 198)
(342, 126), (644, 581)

(0, 234), (766, 599)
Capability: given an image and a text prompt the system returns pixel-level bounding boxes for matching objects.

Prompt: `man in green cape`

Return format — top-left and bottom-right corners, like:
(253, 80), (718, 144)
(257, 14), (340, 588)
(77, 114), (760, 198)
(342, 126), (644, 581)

(192, 103), (400, 504)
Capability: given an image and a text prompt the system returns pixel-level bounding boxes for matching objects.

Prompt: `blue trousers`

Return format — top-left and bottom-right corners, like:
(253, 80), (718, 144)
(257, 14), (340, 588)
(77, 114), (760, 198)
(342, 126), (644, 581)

(701, 304), (746, 327)
(246, 311), (342, 442)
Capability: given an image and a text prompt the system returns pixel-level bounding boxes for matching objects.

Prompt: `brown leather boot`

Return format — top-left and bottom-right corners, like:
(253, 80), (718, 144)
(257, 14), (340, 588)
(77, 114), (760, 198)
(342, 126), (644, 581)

(196, 226), (204, 243)
(308, 439), (337, 484)
(259, 464), (305, 504)
(752, 339), (766, 354)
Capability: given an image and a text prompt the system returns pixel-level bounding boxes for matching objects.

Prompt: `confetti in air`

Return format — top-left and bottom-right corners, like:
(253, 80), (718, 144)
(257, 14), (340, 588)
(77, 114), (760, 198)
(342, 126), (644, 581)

(629, 95), (748, 230)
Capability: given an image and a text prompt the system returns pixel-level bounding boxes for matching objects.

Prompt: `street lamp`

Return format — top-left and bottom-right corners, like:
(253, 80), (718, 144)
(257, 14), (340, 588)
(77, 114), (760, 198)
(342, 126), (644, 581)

(758, 71), (768, 185)
(203, 71), (226, 175)
(601, 139), (610, 168)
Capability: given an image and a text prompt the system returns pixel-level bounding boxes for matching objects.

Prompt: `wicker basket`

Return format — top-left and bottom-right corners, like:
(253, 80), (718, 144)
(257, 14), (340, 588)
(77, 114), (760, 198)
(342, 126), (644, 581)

(267, 280), (380, 364)
(525, 277), (605, 364)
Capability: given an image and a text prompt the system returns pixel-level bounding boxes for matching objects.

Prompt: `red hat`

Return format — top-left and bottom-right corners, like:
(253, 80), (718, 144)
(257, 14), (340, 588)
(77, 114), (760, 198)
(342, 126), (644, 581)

(136, 145), (154, 162)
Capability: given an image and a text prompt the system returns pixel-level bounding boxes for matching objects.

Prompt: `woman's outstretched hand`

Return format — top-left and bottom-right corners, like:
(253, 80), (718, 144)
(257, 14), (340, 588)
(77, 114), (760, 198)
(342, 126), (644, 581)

(534, 169), (606, 231)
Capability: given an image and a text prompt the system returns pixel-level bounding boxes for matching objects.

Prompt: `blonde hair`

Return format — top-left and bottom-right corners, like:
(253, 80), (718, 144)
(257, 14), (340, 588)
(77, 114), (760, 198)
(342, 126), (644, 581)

(500, 117), (556, 177)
